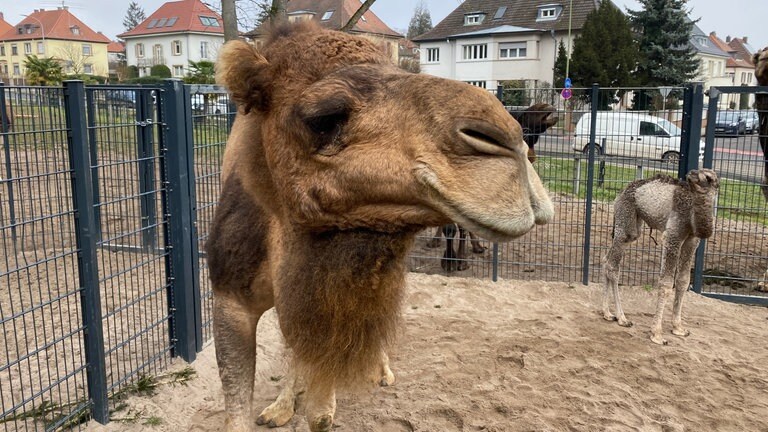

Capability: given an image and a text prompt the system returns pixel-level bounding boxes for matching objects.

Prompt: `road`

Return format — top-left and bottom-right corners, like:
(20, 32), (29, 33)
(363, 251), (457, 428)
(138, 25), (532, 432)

(535, 132), (765, 184)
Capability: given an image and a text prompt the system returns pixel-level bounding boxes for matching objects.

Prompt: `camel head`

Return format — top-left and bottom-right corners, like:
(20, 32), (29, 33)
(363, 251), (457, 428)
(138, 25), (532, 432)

(754, 47), (768, 85)
(216, 22), (553, 241)
(510, 103), (559, 162)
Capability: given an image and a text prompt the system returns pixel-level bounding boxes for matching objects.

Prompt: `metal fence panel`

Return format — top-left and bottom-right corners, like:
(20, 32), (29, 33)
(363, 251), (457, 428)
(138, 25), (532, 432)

(0, 84), (90, 431)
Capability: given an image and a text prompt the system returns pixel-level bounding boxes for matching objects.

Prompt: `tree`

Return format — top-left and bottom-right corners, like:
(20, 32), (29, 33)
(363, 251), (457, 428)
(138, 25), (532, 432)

(628, 0), (699, 87)
(123, 1), (146, 32)
(341, 0), (377, 32)
(185, 60), (216, 84)
(568, 0), (639, 108)
(150, 64), (172, 78)
(407, 1), (433, 39)
(553, 40), (568, 88)
(222, 0), (238, 41)
(24, 55), (63, 85)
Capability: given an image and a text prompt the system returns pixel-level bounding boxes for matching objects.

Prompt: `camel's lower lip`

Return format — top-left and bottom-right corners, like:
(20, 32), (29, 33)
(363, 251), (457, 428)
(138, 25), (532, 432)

(441, 201), (535, 243)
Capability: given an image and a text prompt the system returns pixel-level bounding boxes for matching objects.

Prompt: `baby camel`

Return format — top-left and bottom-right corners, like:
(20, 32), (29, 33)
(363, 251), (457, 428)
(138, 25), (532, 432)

(602, 169), (719, 345)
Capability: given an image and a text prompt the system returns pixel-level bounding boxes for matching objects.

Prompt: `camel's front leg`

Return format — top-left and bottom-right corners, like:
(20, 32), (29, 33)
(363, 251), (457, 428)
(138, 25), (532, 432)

(468, 231), (487, 254)
(426, 226), (443, 248)
(455, 226), (470, 271)
(671, 237), (699, 337)
(256, 370), (302, 427)
(602, 238), (632, 327)
(378, 350), (395, 387)
(651, 237), (683, 345)
(305, 381), (336, 432)
(214, 295), (259, 432)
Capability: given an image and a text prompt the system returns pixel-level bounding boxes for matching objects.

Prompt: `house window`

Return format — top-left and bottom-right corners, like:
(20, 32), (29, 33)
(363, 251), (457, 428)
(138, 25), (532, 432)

(200, 41), (209, 59)
(84, 64), (93, 74)
(499, 42), (527, 59)
(71, 26), (80, 35)
(37, 42), (44, 54)
(0, 45), (4, 56)
(24, 43), (32, 54)
(464, 13), (484, 25)
(173, 65), (184, 77)
(427, 48), (439, 63)
(322, 10), (334, 21)
(136, 43), (145, 58)
(153, 44), (163, 60)
(13, 63), (20, 75)
(494, 6), (507, 20)
(157, 18), (168, 27)
(462, 44), (488, 60)
(172, 40), (182, 55)
(466, 81), (486, 89)
(537, 5), (561, 21)
(199, 16), (220, 27)
(82, 44), (92, 56)
(11, 44), (18, 56)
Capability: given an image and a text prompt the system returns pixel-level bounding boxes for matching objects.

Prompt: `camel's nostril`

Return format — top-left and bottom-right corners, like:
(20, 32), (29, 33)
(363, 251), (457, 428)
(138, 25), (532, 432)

(460, 128), (503, 148)
(456, 120), (517, 157)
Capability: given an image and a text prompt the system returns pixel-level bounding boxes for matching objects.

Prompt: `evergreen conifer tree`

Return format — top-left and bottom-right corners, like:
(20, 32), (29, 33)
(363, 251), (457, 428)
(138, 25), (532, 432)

(123, 2), (146, 32)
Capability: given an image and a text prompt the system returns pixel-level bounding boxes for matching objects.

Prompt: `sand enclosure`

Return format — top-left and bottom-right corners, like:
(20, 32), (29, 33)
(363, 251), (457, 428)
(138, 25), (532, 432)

(86, 273), (768, 432)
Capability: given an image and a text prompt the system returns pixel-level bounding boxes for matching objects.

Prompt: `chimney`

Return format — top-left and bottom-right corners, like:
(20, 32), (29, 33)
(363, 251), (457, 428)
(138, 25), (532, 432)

(726, 35), (731, 43)
(743, 36), (748, 43)
(0, 12), (4, 20)
(710, 31), (716, 37)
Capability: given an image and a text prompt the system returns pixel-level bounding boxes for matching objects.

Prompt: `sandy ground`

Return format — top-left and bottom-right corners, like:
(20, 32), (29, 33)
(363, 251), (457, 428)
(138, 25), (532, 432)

(86, 272), (768, 432)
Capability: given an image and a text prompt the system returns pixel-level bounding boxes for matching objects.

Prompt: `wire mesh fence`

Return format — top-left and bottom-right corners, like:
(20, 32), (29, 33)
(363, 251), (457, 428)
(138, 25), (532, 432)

(0, 81), (766, 430)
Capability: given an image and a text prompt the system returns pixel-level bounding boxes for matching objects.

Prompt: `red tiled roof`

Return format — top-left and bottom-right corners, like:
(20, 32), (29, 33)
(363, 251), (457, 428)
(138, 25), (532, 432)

(107, 40), (125, 53)
(0, 8), (110, 43)
(726, 57), (753, 69)
(727, 38), (754, 66)
(118, 0), (224, 38)
(708, 33), (734, 55)
(0, 13), (12, 38)
(244, 0), (401, 38)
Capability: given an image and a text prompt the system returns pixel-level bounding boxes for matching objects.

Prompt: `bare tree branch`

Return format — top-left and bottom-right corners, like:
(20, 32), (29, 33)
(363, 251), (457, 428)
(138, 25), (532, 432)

(341, 0), (376, 32)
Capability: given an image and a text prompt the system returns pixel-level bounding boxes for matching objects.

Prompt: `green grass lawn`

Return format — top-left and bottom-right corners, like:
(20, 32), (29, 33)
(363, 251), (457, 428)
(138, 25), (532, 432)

(534, 156), (768, 226)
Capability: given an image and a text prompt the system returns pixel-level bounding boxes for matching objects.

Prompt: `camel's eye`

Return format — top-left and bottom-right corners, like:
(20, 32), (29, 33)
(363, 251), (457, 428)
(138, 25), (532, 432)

(304, 111), (348, 136)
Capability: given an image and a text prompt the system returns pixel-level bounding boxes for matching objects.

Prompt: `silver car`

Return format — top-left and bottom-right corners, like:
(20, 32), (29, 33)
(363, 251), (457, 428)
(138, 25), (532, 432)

(740, 110), (759, 134)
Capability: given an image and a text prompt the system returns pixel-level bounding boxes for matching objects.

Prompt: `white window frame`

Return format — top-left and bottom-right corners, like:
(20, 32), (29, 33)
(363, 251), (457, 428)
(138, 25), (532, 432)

(24, 43), (32, 54)
(37, 42), (44, 54)
(153, 44), (163, 60)
(462, 44), (488, 60)
(84, 63), (93, 74)
(172, 40), (182, 56)
(82, 44), (92, 56)
(136, 43), (145, 58)
(173, 65), (184, 77)
(464, 14), (483, 25)
(466, 81), (486, 89)
(499, 42), (527, 59)
(13, 63), (20, 75)
(426, 48), (440, 63)
(200, 41), (209, 59)
(541, 8), (556, 18)
(321, 10), (334, 21)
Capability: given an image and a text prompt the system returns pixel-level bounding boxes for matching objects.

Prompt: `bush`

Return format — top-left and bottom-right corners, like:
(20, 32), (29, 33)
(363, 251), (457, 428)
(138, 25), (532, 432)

(127, 65), (139, 79)
(150, 64), (172, 78)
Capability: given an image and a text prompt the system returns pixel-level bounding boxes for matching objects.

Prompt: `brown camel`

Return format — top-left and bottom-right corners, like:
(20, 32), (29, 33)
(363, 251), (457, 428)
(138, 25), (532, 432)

(752, 47), (768, 291)
(426, 104), (559, 271)
(208, 22), (554, 432)
(602, 170), (719, 345)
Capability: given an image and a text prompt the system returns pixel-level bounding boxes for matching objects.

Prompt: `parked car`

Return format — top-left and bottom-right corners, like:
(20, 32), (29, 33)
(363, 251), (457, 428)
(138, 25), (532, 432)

(713, 111), (746, 136)
(739, 110), (759, 134)
(572, 112), (704, 163)
(191, 94), (231, 115)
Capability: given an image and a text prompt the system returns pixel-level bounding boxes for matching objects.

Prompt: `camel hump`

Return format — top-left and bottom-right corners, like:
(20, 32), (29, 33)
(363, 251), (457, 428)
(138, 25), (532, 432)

(207, 175), (269, 295)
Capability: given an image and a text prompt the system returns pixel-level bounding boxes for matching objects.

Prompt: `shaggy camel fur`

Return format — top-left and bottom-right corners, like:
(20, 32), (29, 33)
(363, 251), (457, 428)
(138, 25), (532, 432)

(427, 104), (559, 271)
(208, 22), (553, 432)
(753, 47), (768, 291)
(602, 169), (719, 345)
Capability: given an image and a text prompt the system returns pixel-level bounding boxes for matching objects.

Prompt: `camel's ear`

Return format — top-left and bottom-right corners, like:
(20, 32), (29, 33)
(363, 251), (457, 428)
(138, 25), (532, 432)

(216, 40), (271, 113)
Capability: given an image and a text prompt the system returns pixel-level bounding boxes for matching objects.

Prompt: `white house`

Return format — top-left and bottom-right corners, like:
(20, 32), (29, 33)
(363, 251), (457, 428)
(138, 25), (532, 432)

(413, 0), (600, 89)
(117, 0), (224, 78)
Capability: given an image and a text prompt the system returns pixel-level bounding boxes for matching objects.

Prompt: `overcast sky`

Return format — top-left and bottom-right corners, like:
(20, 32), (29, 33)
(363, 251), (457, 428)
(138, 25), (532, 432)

(1, 0), (766, 51)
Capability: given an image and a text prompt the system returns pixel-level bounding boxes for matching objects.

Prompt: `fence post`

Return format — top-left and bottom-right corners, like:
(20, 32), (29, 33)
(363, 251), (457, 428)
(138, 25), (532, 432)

(84, 89), (102, 242)
(161, 78), (201, 361)
(0, 82), (18, 248)
(678, 84), (704, 178)
(691, 87), (719, 294)
(64, 80), (109, 424)
(491, 87), (504, 281)
(581, 84), (600, 285)
(137, 88), (158, 251)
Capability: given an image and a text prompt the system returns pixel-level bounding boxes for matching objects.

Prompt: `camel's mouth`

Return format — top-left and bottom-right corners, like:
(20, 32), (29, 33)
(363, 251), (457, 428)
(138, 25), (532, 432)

(438, 199), (538, 242)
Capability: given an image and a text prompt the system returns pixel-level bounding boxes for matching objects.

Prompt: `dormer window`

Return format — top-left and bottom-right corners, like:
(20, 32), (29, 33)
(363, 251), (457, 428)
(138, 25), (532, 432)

(71, 26), (80, 35)
(537, 5), (562, 21)
(321, 10), (334, 21)
(464, 13), (485, 26)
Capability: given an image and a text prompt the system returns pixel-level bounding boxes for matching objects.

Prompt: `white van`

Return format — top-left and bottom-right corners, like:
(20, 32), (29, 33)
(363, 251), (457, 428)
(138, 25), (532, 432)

(572, 112), (704, 163)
